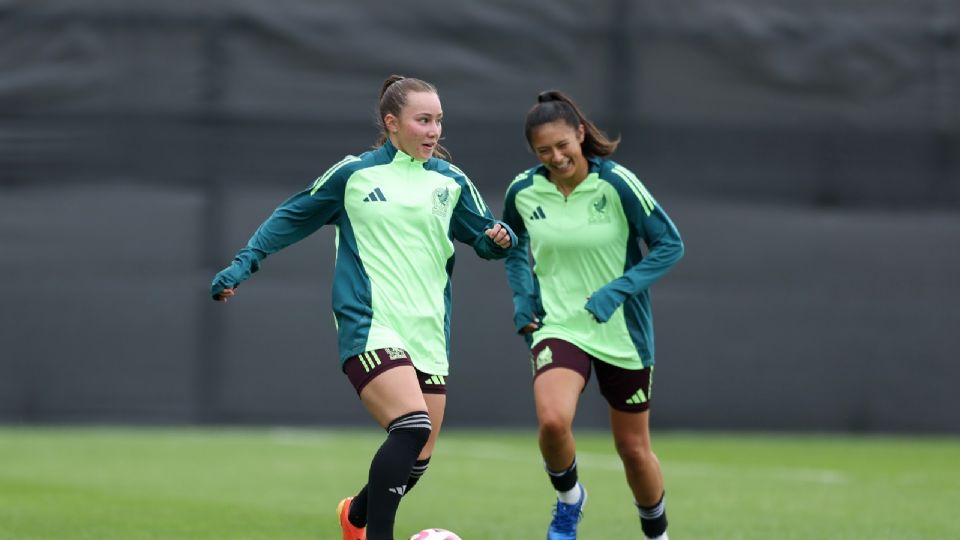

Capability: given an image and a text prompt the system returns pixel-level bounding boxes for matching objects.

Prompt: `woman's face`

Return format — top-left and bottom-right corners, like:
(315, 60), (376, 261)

(529, 120), (588, 184)
(386, 91), (443, 161)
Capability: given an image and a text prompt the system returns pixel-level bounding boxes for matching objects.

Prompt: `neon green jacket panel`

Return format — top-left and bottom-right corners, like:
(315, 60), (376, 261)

(503, 157), (684, 368)
(211, 141), (514, 376)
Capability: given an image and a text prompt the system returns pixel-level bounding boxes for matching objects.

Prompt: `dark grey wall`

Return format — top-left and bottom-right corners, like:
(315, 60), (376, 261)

(2, 0), (959, 432)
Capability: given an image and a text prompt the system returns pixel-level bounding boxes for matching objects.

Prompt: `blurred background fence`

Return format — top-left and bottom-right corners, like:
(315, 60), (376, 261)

(1, 0), (958, 432)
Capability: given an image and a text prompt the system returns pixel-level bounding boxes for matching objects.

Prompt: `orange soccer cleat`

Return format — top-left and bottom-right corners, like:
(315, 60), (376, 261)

(336, 497), (366, 540)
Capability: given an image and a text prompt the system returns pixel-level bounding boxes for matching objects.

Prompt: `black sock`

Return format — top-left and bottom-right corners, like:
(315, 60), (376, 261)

(405, 457), (431, 493)
(365, 411), (431, 540)
(348, 457), (431, 528)
(348, 486), (368, 528)
(637, 492), (668, 538)
(546, 458), (579, 492)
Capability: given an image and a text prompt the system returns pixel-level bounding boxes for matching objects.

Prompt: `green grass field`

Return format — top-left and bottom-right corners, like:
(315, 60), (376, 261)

(1, 427), (958, 539)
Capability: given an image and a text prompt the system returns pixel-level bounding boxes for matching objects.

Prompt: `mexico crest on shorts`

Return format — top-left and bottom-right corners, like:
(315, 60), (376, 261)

(385, 347), (407, 360)
(534, 346), (553, 371)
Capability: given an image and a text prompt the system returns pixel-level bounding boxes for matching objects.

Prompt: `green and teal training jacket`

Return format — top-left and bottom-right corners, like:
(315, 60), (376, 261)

(503, 156), (683, 369)
(211, 141), (514, 375)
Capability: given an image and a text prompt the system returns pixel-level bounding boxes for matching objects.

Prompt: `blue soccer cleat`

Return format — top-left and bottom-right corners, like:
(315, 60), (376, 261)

(546, 483), (587, 540)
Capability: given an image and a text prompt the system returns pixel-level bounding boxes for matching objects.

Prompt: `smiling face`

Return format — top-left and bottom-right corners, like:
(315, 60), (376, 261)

(384, 91), (443, 161)
(529, 120), (588, 185)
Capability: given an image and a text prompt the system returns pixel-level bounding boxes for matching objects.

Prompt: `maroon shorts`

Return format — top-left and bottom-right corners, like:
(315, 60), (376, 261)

(343, 348), (448, 396)
(530, 338), (654, 412)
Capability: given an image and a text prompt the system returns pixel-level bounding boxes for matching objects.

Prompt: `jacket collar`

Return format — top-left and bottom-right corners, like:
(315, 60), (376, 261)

(381, 139), (429, 166)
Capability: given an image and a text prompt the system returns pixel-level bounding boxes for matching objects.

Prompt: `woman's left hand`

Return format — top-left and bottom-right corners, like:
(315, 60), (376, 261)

(485, 223), (512, 248)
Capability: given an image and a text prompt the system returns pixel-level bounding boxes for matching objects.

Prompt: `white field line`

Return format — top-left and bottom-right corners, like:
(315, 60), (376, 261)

(268, 428), (341, 445)
(265, 433), (849, 485)
(441, 441), (849, 485)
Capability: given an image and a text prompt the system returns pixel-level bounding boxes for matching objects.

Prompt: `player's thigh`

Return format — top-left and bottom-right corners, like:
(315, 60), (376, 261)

(531, 339), (591, 426)
(359, 365), (427, 428)
(533, 369), (586, 425)
(594, 361), (655, 450)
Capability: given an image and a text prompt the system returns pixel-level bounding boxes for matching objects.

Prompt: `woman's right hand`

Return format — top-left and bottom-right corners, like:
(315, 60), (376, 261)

(520, 317), (540, 334)
(214, 288), (236, 302)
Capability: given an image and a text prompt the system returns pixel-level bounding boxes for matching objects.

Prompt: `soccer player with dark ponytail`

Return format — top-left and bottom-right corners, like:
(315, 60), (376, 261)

(503, 90), (684, 540)
(211, 75), (515, 540)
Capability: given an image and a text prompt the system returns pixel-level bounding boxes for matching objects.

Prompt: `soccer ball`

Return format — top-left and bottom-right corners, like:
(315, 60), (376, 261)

(409, 528), (461, 540)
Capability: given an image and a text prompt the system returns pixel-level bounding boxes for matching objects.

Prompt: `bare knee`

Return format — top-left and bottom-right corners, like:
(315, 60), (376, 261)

(615, 439), (657, 469)
(538, 413), (573, 441)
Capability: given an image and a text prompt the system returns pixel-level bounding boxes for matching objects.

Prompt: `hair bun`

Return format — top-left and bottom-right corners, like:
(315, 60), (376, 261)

(537, 91), (559, 103)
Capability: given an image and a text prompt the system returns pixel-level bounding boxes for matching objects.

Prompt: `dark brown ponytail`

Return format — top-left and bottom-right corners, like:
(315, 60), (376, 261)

(525, 90), (619, 157)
